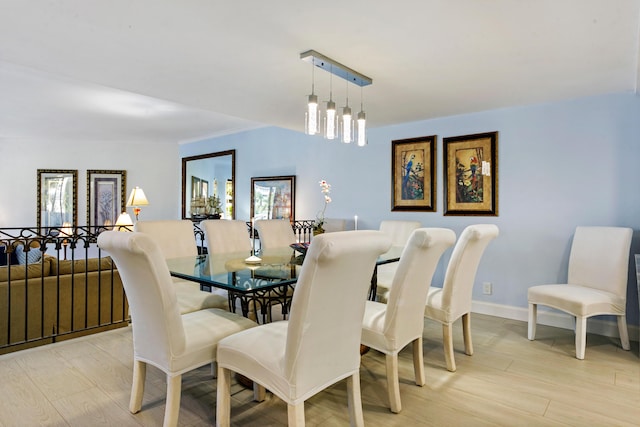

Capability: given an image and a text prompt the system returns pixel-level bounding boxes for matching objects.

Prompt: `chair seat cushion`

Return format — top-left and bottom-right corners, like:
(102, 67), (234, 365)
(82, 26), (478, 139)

(166, 308), (257, 375)
(424, 286), (450, 323)
(528, 284), (625, 317)
(175, 281), (228, 314)
(361, 301), (391, 351)
(217, 321), (290, 400)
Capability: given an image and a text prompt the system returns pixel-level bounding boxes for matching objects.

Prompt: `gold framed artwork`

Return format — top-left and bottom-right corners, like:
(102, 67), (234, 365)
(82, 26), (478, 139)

(391, 135), (436, 212)
(37, 169), (78, 231)
(87, 170), (127, 228)
(443, 131), (498, 216)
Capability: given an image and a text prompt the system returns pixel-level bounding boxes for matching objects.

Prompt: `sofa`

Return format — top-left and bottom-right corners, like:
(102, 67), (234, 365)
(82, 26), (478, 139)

(0, 252), (129, 354)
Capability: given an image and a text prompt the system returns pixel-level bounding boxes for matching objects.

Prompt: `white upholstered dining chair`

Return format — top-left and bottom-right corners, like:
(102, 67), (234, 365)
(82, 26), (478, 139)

(255, 219), (297, 249)
(528, 226), (633, 359)
(216, 230), (392, 427)
(375, 220), (422, 302)
(201, 219), (251, 254)
(97, 231), (256, 427)
(361, 228), (456, 413)
(134, 219), (228, 313)
(424, 224), (499, 372)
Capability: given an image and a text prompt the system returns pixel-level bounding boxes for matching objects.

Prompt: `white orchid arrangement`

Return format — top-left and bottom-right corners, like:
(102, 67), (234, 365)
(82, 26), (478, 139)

(315, 179), (332, 230)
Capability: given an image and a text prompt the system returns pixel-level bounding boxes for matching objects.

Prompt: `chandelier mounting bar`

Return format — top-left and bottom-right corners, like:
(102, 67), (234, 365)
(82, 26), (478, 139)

(300, 50), (372, 87)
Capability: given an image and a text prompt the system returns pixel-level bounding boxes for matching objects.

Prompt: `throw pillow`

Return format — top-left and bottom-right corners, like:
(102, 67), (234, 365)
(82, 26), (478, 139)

(14, 244), (43, 265)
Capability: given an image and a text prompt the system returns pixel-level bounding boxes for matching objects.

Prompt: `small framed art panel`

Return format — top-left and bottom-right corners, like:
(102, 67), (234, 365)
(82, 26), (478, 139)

(87, 170), (127, 227)
(251, 175), (295, 221)
(391, 135), (436, 212)
(37, 169), (78, 231)
(443, 131), (498, 216)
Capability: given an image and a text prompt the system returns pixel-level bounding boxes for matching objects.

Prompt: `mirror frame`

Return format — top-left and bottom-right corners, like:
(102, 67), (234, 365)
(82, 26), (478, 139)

(181, 150), (236, 219)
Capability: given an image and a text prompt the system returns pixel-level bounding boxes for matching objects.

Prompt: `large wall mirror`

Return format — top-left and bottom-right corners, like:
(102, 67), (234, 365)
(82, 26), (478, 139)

(182, 150), (235, 220)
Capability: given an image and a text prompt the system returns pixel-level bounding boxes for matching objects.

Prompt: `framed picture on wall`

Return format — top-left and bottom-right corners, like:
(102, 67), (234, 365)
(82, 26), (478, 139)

(37, 169), (78, 231)
(87, 170), (127, 228)
(251, 175), (296, 221)
(391, 135), (436, 211)
(443, 131), (498, 216)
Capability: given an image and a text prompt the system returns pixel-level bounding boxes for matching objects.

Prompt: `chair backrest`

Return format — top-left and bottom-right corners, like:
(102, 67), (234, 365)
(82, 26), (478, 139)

(379, 220), (422, 247)
(568, 226), (632, 298)
(255, 219), (296, 249)
(134, 220), (198, 259)
(97, 231), (185, 367)
(284, 230), (391, 395)
(322, 218), (347, 233)
(439, 224), (499, 317)
(385, 228), (456, 342)
(201, 219), (252, 255)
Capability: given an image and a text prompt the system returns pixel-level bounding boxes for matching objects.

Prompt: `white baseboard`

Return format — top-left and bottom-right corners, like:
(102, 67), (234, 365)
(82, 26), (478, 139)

(471, 300), (640, 343)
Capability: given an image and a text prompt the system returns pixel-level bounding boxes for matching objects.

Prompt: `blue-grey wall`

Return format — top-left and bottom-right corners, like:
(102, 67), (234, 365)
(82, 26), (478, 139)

(181, 92), (640, 335)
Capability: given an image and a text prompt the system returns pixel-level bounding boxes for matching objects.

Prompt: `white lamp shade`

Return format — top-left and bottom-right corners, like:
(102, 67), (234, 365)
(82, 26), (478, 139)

(115, 212), (134, 228)
(126, 187), (149, 207)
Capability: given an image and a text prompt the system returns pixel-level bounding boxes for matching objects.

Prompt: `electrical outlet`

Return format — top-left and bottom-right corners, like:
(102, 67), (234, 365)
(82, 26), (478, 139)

(482, 282), (492, 295)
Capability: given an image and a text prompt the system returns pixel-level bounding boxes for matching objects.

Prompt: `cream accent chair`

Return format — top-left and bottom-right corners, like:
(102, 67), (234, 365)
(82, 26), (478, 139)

(97, 231), (256, 427)
(134, 220), (228, 314)
(201, 219), (251, 254)
(528, 226), (633, 360)
(376, 220), (422, 302)
(424, 224), (499, 372)
(216, 230), (392, 427)
(255, 219), (297, 249)
(361, 228), (456, 413)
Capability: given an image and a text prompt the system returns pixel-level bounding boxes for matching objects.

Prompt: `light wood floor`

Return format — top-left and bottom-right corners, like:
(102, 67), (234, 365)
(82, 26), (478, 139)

(0, 313), (638, 426)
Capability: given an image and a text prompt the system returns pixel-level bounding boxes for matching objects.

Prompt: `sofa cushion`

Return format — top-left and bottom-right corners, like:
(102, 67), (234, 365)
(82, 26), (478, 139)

(49, 256), (114, 276)
(0, 260), (51, 282)
(14, 244), (43, 265)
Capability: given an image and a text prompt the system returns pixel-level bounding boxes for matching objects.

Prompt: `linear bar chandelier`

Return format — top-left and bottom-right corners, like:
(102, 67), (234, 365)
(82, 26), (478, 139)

(300, 50), (372, 146)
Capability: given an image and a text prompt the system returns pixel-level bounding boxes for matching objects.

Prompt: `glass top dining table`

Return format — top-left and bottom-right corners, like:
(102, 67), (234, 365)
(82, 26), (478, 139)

(166, 245), (404, 321)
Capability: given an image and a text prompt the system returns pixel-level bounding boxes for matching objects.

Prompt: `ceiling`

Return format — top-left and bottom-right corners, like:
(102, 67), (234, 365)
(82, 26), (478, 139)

(1, 1), (639, 144)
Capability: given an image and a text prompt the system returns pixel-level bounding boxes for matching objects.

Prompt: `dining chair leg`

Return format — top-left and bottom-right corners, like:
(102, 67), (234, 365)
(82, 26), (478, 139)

(528, 303), (537, 340)
(575, 316), (587, 360)
(129, 360), (146, 413)
(287, 402), (305, 427)
(617, 315), (631, 351)
(347, 372), (365, 427)
(412, 337), (425, 386)
(164, 374), (182, 427)
(385, 353), (401, 413)
(253, 381), (266, 402)
(442, 323), (456, 372)
(462, 313), (473, 356)
(216, 366), (231, 427)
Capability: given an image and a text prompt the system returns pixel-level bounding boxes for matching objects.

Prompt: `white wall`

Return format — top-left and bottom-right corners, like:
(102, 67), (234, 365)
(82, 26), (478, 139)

(0, 139), (181, 226)
(181, 92), (640, 333)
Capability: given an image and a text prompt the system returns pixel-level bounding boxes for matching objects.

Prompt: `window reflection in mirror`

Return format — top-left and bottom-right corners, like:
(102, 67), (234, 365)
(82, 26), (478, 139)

(182, 150), (235, 220)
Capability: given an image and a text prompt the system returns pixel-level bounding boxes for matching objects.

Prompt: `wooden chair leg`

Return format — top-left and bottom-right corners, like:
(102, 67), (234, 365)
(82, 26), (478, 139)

(528, 303), (537, 340)
(385, 353), (401, 413)
(412, 337), (425, 387)
(164, 374), (182, 427)
(462, 313), (473, 356)
(442, 323), (456, 372)
(617, 315), (631, 351)
(287, 402), (305, 427)
(253, 381), (266, 402)
(575, 316), (587, 360)
(347, 372), (364, 427)
(129, 360), (146, 413)
(216, 366), (231, 427)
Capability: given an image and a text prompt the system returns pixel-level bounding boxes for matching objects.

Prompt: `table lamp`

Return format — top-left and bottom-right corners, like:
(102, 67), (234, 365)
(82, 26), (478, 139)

(115, 212), (134, 231)
(126, 187), (149, 220)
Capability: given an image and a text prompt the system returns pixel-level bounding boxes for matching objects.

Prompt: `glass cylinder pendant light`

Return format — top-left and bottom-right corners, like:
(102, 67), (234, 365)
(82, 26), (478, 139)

(324, 66), (338, 140)
(356, 86), (367, 146)
(305, 64), (319, 135)
(341, 79), (354, 143)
